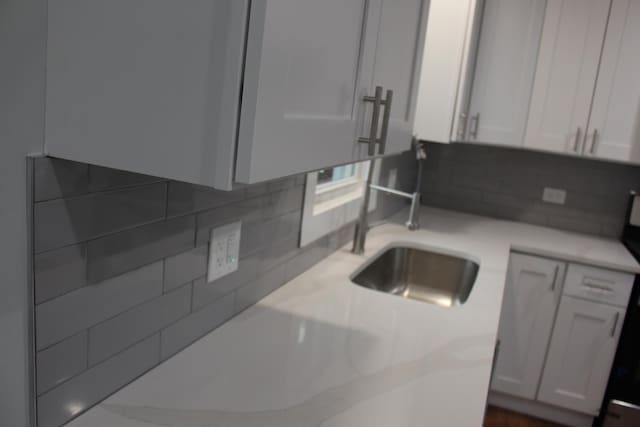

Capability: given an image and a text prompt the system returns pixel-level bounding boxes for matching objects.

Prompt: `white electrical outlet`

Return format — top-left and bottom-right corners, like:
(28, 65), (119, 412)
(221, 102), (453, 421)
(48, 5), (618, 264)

(207, 221), (241, 282)
(542, 187), (567, 205)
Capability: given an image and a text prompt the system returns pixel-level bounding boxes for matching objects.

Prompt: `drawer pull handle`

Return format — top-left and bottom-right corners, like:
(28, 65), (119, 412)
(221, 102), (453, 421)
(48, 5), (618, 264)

(611, 312), (620, 337)
(582, 283), (613, 294)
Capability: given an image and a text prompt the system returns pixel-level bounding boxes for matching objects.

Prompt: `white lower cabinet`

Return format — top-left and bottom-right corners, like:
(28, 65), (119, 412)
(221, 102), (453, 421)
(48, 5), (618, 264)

(537, 296), (625, 415)
(492, 253), (633, 418)
(492, 253), (564, 399)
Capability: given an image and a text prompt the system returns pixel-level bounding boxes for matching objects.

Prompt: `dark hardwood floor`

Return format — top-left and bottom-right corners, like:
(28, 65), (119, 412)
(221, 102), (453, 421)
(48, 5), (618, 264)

(484, 406), (568, 427)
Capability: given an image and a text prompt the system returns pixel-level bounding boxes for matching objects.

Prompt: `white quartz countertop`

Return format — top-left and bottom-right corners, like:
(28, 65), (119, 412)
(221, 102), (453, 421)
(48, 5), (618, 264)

(67, 207), (639, 427)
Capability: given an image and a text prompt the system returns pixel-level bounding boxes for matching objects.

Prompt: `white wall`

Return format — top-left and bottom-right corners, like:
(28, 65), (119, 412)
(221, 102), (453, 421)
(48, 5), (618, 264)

(0, 0), (46, 425)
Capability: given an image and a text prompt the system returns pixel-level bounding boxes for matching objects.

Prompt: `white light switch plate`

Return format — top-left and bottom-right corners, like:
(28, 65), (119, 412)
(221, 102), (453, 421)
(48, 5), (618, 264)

(207, 221), (241, 282)
(542, 187), (567, 205)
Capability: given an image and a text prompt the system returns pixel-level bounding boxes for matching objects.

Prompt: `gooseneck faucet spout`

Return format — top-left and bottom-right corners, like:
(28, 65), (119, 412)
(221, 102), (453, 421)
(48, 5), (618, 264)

(352, 139), (427, 254)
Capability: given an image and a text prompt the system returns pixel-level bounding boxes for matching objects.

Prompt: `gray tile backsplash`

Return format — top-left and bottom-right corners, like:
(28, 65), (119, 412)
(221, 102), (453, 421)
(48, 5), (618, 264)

(34, 158), (89, 202)
(36, 334), (160, 427)
(36, 262), (164, 350)
(88, 165), (162, 192)
(30, 154), (412, 427)
(421, 142), (640, 237)
(86, 215), (196, 284)
(34, 243), (87, 304)
(36, 332), (88, 396)
(87, 284), (192, 366)
(159, 292), (236, 360)
(162, 245), (208, 292)
(34, 183), (167, 253)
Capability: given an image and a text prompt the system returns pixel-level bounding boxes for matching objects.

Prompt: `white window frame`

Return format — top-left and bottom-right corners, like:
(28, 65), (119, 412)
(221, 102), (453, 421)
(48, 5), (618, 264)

(300, 160), (380, 247)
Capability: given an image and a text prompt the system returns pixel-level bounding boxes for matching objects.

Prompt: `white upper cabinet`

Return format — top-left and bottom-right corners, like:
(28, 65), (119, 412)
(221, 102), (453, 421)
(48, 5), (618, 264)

(365, 0), (429, 157)
(492, 253), (565, 399)
(465, 0), (546, 146)
(413, 0), (546, 146)
(45, 0), (428, 190)
(235, 0), (381, 184)
(537, 296), (625, 415)
(46, 0), (249, 190)
(585, 0), (640, 162)
(413, 0), (482, 143)
(523, 0), (611, 155)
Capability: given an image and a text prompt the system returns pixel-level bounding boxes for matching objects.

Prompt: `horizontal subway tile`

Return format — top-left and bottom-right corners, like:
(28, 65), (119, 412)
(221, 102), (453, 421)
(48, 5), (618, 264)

(262, 211), (301, 245)
(87, 215), (195, 284)
(192, 252), (261, 311)
(34, 157), (89, 202)
(35, 183), (167, 253)
(88, 165), (163, 192)
(36, 332), (88, 395)
(264, 186), (304, 219)
(36, 262), (163, 350)
(88, 284), (191, 365)
(37, 334), (159, 427)
(284, 237), (331, 282)
(328, 223), (356, 252)
(163, 245), (208, 292)
(601, 219), (624, 238)
(547, 215), (601, 236)
(243, 182), (270, 199)
(267, 176), (297, 192)
(34, 244), (87, 304)
(195, 195), (266, 245)
(167, 181), (245, 218)
(160, 292), (235, 360)
(239, 220), (266, 258)
(260, 237), (299, 273)
(235, 264), (286, 314)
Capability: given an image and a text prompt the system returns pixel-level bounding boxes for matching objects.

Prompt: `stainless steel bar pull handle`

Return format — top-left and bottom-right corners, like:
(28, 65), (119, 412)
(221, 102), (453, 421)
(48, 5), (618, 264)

(378, 89), (393, 155)
(469, 113), (480, 139)
(359, 86), (384, 156)
(611, 312), (620, 337)
(573, 127), (582, 153)
(589, 129), (599, 155)
(457, 113), (468, 140)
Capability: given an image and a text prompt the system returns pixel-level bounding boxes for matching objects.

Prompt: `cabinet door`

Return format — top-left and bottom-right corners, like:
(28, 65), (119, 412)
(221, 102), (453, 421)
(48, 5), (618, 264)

(235, 0), (382, 184)
(466, 0), (546, 146)
(523, 0), (611, 154)
(364, 0), (429, 157)
(46, 0), (248, 190)
(491, 254), (565, 399)
(585, 0), (640, 162)
(413, 0), (482, 143)
(538, 296), (625, 415)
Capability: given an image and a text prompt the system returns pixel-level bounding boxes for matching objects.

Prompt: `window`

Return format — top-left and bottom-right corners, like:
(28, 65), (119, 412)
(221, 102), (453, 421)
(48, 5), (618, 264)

(317, 164), (356, 185)
(300, 160), (379, 246)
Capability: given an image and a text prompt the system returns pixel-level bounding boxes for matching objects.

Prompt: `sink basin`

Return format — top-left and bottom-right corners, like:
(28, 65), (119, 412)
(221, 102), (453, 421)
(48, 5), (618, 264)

(351, 246), (479, 307)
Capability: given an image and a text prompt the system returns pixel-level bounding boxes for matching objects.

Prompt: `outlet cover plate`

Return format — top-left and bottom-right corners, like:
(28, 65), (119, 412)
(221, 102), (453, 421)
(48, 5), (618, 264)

(207, 221), (241, 283)
(542, 187), (567, 205)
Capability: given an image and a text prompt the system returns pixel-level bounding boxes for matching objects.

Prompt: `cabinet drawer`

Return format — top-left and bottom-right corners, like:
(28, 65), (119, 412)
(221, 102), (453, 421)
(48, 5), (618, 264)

(563, 264), (634, 307)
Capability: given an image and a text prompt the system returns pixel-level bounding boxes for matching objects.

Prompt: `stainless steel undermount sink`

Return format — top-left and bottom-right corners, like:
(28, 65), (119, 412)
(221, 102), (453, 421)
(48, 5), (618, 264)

(351, 246), (479, 307)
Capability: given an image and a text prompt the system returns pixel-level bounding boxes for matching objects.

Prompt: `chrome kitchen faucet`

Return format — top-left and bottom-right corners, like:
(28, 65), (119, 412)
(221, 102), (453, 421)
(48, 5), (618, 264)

(352, 139), (427, 254)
